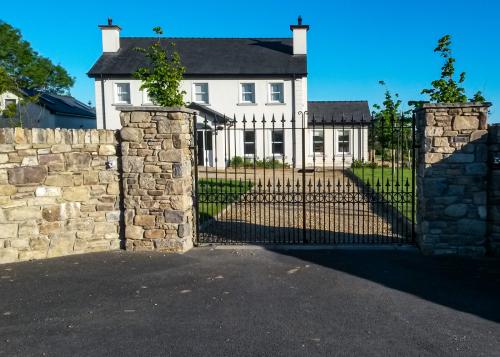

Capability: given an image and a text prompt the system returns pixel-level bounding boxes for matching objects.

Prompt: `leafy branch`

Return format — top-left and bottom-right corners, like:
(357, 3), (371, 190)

(421, 35), (484, 103)
(134, 27), (186, 107)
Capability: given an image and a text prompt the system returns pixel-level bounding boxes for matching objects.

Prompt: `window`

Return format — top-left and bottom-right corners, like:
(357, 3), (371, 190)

(244, 130), (255, 156)
(271, 130), (284, 155)
(115, 83), (131, 104)
(313, 130), (324, 154)
(337, 130), (350, 154)
(194, 83), (209, 104)
(4, 99), (16, 108)
(269, 83), (284, 103)
(204, 131), (213, 150)
(240, 83), (255, 103)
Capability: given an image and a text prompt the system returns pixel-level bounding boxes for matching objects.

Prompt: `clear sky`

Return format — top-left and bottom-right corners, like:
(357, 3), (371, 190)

(2, 0), (499, 122)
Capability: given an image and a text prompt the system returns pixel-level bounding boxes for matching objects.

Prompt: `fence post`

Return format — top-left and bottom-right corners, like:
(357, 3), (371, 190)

(119, 106), (195, 252)
(415, 102), (491, 256)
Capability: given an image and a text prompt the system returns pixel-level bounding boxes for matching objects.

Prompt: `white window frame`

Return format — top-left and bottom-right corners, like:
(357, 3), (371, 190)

(114, 82), (131, 104)
(271, 129), (284, 156)
(243, 130), (256, 157)
(268, 82), (285, 104)
(193, 82), (209, 104)
(4, 98), (17, 108)
(336, 129), (351, 155)
(142, 88), (152, 105)
(239, 82), (256, 104)
(312, 129), (325, 155)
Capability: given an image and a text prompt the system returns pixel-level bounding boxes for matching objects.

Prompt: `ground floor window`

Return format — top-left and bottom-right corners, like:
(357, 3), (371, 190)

(272, 130), (284, 155)
(337, 130), (350, 154)
(244, 130), (255, 156)
(313, 130), (324, 154)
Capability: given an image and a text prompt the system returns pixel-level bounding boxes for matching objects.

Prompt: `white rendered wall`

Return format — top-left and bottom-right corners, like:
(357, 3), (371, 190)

(292, 28), (307, 55)
(96, 77), (306, 130)
(101, 29), (120, 52)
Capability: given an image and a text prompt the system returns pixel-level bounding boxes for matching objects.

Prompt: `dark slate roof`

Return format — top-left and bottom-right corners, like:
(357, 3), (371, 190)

(21, 89), (96, 118)
(88, 38), (307, 77)
(307, 101), (371, 124)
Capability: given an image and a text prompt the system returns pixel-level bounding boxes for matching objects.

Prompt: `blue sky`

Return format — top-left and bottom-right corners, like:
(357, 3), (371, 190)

(2, 0), (499, 122)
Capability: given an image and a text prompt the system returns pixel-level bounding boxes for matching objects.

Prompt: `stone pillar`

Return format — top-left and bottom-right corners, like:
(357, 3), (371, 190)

(488, 124), (500, 255)
(416, 103), (490, 256)
(119, 107), (195, 252)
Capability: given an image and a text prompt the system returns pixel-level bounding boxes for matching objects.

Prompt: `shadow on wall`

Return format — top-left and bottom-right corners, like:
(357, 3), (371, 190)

(417, 121), (489, 256)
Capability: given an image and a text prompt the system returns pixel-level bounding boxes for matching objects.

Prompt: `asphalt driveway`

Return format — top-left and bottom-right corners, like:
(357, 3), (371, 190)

(0, 247), (499, 356)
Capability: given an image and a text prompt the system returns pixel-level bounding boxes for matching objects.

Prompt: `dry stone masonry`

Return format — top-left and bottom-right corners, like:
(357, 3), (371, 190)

(416, 103), (491, 256)
(488, 124), (500, 255)
(119, 107), (195, 252)
(0, 128), (120, 263)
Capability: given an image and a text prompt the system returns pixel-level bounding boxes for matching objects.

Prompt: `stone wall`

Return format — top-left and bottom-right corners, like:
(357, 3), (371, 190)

(119, 107), (194, 252)
(488, 124), (500, 255)
(0, 128), (121, 263)
(416, 103), (490, 256)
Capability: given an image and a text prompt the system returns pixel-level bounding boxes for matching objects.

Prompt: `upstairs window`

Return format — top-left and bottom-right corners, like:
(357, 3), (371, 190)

(313, 130), (324, 154)
(194, 83), (209, 104)
(271, 130), (284, 155)
(244, 130), (255, 156)
(4, 99), (17, 108)
(337, 130), (351, 154)
(269, 83), (284, 103)
(115, 83), (131, 104)
(240, 83), (255, 103)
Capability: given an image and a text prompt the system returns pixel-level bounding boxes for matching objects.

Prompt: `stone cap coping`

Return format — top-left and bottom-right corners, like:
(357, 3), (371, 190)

(415, 102), (492, 111)
(115, 106), (197, 114)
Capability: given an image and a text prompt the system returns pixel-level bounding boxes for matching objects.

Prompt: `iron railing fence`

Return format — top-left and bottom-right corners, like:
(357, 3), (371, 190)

(193, 111), (416, 245)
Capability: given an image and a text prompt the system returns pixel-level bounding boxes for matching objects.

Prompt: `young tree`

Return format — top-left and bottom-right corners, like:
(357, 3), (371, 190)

(134, 27), (186, 107)
(421, 34), (484, 103)
(372, 81), (412, 167)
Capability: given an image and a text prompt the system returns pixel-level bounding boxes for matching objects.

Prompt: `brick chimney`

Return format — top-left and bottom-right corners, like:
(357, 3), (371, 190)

(290, 16), (309, 55)
(99, 18), (121, 53)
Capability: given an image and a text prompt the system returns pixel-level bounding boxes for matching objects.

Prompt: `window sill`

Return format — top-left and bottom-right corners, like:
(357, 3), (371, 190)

(193, 102), (211, 106)
(112, 103), (132, 106)
(265, 102), (286, 106)
(237, 103), (258, 106)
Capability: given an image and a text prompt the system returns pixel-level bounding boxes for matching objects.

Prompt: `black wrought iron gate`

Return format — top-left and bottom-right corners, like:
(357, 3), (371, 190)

(193, 111), (415, 245)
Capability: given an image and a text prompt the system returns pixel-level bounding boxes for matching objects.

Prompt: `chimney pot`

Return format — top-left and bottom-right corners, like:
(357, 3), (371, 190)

(99, 19), (121, 53)
(290, 16), (309, 55)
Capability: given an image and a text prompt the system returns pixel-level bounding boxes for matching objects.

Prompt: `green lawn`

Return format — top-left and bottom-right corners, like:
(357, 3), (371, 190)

(197, 179), (253, 223)
(352, 167), (415, 221)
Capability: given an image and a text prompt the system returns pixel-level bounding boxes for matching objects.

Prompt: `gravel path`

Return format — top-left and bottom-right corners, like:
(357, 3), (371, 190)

(198, 169), (412, 244)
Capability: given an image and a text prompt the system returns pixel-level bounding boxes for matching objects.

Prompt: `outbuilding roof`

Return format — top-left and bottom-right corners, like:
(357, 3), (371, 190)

(307, 101), (371, 124)
(88, 37), (307, 77)
(21, 89), (96, 118)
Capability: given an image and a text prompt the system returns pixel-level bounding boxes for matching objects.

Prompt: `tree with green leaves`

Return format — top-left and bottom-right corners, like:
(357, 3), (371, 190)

(0, 21), (74, 95)
(134, 27), (186, 107)
(0, 21), (75, 125)
(421, 34), (484, 103)
(372, 81), (412, 167)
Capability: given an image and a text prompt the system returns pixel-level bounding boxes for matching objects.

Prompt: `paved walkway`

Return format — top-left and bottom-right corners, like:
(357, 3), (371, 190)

(1, 248), (499, 356)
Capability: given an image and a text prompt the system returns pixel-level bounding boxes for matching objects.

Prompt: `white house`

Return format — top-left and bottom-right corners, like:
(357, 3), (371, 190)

(88, 17), (370, 168)
(0, 90), (96, 129)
